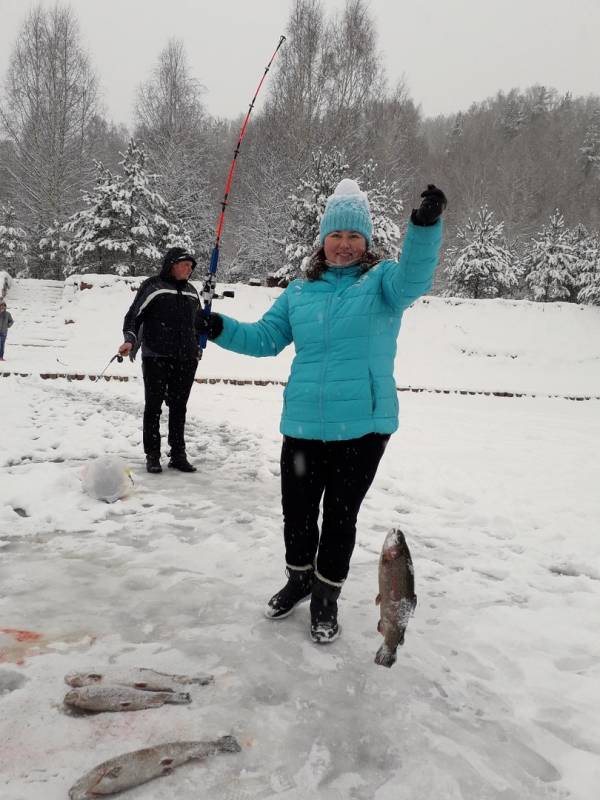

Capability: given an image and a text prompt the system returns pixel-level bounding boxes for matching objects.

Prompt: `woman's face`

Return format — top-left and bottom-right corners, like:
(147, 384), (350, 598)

(323, 231), (367, 267)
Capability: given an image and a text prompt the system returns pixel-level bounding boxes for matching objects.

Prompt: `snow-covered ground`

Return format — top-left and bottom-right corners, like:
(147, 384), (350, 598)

(1, 277), (599, 800)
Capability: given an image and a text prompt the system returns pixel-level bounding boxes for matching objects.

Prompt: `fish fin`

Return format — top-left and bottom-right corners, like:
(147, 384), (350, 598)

(377, 619), (383, 635)
(160, 757), (174, 766)
(375, 593), (381, 606)
(106, 766), (122, 779)
(194, 674), (214, 685)
(119, 701), (132, 709)
(161, 766), (174, 776)
(133, 682), (148, 689)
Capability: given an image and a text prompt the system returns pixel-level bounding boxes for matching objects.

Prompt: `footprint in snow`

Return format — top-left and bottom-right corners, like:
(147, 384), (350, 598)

(548, 563), (600, 581)
(0, 669), (28, 696)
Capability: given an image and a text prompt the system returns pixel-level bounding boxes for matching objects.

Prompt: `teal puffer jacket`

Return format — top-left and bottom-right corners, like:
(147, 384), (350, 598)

(214, 220), (443, 440)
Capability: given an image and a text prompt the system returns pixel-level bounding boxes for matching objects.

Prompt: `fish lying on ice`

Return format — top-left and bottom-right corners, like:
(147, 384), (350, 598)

(64, 666), (213, 692)
(64, 684), (191, 712)
(374, 528), (417, 668)
(69, 736), (242, 799)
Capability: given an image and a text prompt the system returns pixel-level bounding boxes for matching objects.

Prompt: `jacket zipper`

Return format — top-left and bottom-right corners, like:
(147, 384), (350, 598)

(320, 293), (334, 439)
(319, 270), (348, 438)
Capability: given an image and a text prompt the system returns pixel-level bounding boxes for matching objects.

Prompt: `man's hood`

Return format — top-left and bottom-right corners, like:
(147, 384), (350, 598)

(160, 247), (197, 279)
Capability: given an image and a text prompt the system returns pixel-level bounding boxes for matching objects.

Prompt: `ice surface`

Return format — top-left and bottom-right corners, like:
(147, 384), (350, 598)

(0, 277), (599, 799)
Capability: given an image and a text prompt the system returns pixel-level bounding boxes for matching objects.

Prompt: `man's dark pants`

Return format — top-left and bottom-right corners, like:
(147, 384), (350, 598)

(142, 357), (198, 455)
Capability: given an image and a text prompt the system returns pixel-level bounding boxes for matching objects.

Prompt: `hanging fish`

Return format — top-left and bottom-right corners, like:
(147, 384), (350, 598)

(374, 528), (417, 668)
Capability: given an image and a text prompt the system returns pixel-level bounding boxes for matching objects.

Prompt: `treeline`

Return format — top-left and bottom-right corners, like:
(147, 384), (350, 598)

(0, 0), (599, 303)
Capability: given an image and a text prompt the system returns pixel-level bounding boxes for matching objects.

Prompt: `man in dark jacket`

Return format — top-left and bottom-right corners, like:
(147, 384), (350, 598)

(118, 247), (203, 474)
(0, 300), (14, 361)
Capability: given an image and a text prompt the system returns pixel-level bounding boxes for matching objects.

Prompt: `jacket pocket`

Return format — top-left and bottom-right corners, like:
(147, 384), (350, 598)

(368, 369), (376, 414)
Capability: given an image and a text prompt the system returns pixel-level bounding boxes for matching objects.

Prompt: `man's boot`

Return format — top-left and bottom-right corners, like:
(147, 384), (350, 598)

(146, 452), (162, 473)
(310, 576), (342, 644)
(168, 451), (197, 472)
(265, 567), (314, 619)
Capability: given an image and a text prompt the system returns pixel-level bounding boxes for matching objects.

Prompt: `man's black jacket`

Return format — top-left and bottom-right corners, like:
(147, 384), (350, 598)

(123, 256), (202, 360)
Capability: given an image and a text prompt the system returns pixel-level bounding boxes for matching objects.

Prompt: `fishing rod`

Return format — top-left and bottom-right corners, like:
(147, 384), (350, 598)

(97, 353), (123, 380)
(198, 34), (286, 358)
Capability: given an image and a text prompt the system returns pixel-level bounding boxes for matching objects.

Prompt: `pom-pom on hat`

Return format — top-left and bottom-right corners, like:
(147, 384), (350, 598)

(319, 178), (373, 245)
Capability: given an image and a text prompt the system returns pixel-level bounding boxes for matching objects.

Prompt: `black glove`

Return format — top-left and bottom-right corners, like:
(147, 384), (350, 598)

(197, 311), (224, 340)
(411, 184), (447, 227)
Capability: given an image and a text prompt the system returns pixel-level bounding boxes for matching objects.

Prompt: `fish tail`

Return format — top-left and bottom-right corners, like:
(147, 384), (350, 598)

(216, 735), (242, 753)
(165, 691), (191, 705)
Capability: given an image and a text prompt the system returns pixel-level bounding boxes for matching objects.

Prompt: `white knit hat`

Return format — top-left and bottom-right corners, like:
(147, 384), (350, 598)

(319, 179), (373, 245)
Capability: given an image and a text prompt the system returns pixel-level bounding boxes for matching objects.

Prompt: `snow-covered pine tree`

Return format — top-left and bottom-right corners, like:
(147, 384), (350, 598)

(269, 148), (349, 286)
(62, 140), (192, 276)
(445, 112), (464, 155)
(579, 109), (600, 178)
(359, 160), (402, 259)
(524, 210), (578, 302)
(499, 89), (525, 139)
(38, 220), (69, 280)
(444, 206), (518, 298)
(569, 223), (591, 302)
(0, 203), (27, 276)
(573, 227), (600, 305)
(58, 162), (118, 274)
(526, 85), (553, 120)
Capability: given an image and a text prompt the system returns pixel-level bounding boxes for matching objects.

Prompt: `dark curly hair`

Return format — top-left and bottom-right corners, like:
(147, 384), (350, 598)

(304, 246), (382, 281)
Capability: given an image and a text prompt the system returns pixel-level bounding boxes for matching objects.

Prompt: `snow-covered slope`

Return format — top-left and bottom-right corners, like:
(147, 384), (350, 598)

(1, 278), (67, 369)
(2, 276), (599, 396)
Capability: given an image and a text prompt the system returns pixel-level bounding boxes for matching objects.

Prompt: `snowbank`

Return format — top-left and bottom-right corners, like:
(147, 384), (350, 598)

(3, 276), (600, 397)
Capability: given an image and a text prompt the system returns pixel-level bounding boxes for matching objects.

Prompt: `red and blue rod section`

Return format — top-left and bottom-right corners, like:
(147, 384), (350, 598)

(199, 34), (286, 356)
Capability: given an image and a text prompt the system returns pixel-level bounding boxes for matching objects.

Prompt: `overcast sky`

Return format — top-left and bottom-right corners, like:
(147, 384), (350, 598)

(1, 0), (598, 126)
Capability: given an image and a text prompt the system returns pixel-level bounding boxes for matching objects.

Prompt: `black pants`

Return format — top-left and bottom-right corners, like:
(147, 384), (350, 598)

(280, 433), (390, 585)
(142, 357), (197, 455)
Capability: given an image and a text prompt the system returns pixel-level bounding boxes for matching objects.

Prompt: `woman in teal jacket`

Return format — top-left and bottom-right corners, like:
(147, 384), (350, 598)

(202, 179), (446, 644)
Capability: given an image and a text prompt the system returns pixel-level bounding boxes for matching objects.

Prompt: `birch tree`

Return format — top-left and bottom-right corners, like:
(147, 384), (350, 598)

(0, 4), (100, 276)
(135, 38), (213, 261)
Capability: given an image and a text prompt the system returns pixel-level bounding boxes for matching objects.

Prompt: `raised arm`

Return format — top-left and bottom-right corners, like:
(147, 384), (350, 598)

(382, 185), (446, 311)
(381, 219), (444, 311)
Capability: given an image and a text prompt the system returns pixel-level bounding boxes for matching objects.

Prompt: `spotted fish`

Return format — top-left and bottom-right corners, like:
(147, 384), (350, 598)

(64, 684), (191, 712)
(375, 528), (417, 667)
(64, 666), (213, 692)
(69, 737), (241, 799)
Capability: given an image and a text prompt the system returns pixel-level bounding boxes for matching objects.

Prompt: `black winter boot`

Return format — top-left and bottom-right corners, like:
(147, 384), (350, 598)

(168, 451), (197, 472)
(265, 568), (314, 620)
(146, 452), (162, 473)
(310, 576), (342, 644)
